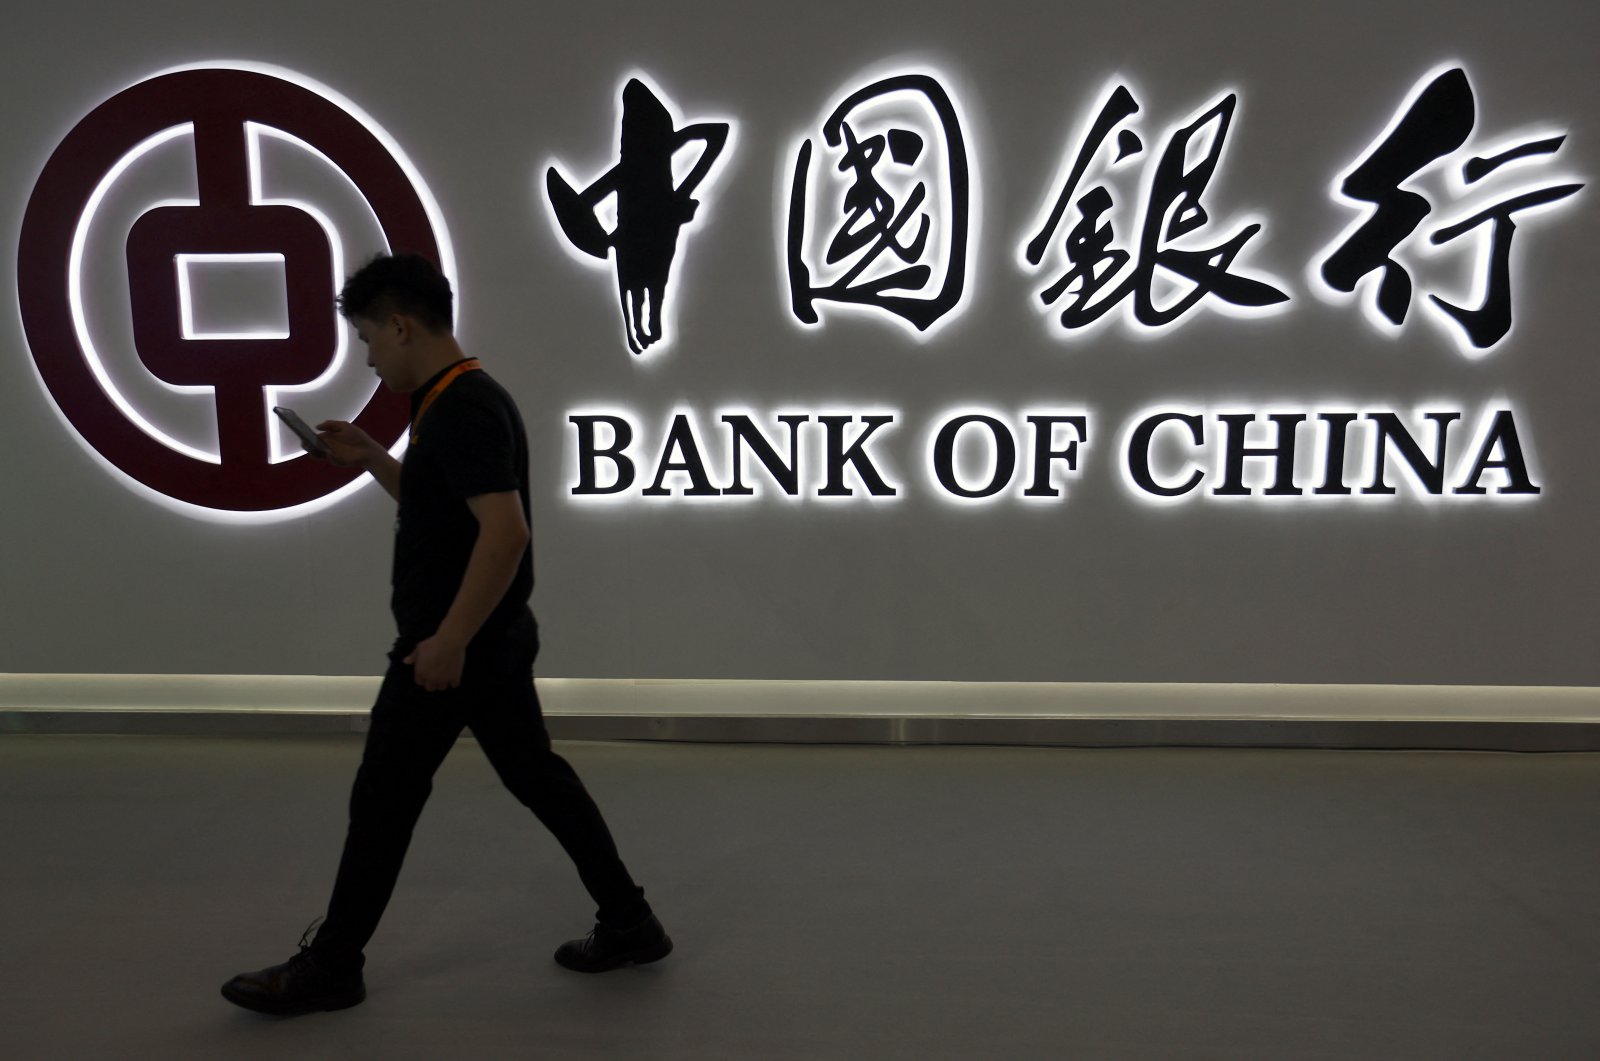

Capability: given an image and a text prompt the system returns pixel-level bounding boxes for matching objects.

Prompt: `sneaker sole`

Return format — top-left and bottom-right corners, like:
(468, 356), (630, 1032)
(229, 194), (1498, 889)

(555, 935), (674, 973)
(220, 982), (366, 1016)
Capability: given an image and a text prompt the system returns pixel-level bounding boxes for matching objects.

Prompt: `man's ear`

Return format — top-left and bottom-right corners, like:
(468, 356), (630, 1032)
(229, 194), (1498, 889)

(390, 313), (413, 345)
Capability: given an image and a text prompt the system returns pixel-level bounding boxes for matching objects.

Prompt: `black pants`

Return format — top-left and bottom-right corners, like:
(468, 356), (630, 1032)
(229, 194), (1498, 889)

(310, 613), (648, 970)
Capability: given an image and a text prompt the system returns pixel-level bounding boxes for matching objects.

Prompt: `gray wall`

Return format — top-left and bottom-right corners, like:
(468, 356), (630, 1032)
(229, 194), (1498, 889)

(3, 0), (1596, 685)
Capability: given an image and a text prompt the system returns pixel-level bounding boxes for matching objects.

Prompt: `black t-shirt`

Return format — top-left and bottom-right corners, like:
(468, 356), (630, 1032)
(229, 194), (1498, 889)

(391, 362), (535, 647)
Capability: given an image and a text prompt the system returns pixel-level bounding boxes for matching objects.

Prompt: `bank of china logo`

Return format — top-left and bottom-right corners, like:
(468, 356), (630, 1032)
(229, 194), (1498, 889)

(17, 61), (455, 521)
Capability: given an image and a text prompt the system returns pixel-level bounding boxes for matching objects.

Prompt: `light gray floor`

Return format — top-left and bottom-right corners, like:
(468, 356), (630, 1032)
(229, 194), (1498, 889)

(2, 735), (1598, 1060)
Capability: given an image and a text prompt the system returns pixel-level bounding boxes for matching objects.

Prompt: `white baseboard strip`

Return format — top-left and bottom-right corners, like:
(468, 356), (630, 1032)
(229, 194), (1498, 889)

(2, 674), (1598, 749)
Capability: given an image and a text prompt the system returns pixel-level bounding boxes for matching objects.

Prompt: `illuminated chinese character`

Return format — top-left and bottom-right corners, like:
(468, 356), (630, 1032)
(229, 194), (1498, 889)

(546, 76), (731, 356)
(1316, 66), (1583, 354)
(1022, 83), (1290, 336)
(786, 72), (971, 336)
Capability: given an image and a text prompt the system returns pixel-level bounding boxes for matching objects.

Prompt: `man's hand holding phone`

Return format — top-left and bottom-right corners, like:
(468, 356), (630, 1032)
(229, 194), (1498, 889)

(311, 420), (386, 469)
(275, 406), (401, 500)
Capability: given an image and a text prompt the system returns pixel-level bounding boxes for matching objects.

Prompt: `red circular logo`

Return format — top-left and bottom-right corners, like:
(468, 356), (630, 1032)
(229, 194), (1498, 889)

(18, 65), (450, 514)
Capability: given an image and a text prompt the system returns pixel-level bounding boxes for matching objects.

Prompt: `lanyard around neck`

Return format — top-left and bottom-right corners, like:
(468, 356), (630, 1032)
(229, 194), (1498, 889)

(410, 359), (481, 445)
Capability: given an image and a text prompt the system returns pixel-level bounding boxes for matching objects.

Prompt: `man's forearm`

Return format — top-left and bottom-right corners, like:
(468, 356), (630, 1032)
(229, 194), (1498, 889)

(363, 453), (403, 501)
(433, 525), (529, 647)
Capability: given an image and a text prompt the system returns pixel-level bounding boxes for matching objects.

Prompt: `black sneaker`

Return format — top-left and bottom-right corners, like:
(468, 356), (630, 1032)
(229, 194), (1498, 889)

(554, 914), (673, 973)
(221, 921), (365, 1016)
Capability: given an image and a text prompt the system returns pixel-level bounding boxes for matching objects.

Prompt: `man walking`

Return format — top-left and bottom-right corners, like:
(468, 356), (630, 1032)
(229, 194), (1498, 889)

(222, 252), (669, 1016)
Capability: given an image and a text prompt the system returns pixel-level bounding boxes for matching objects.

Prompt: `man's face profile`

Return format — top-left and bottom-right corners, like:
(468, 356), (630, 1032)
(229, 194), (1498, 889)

(355, 314), (408, 392)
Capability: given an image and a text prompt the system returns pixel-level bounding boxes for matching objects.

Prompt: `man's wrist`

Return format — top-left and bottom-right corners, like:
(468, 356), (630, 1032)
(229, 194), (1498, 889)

(359, 448), (392, 471)
(430, 625), (471, 650)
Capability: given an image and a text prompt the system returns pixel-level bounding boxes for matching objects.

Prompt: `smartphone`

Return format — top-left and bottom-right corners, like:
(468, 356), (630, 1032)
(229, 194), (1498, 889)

(273, 406), (331, 457)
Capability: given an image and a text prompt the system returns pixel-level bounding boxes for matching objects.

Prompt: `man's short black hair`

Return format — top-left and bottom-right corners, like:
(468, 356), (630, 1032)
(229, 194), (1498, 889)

(337, 252), (453, 333)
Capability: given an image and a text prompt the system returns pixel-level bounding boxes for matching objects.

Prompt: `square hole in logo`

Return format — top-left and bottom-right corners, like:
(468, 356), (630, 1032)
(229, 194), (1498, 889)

(176, 253), (291, 340)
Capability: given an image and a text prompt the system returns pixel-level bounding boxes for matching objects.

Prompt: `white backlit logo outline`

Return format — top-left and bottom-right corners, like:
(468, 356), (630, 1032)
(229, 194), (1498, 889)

(68, 123), (214, 464)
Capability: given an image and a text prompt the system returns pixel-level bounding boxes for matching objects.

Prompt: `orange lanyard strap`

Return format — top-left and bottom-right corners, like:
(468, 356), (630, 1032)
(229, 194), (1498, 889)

(410, 359), (481, 444)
